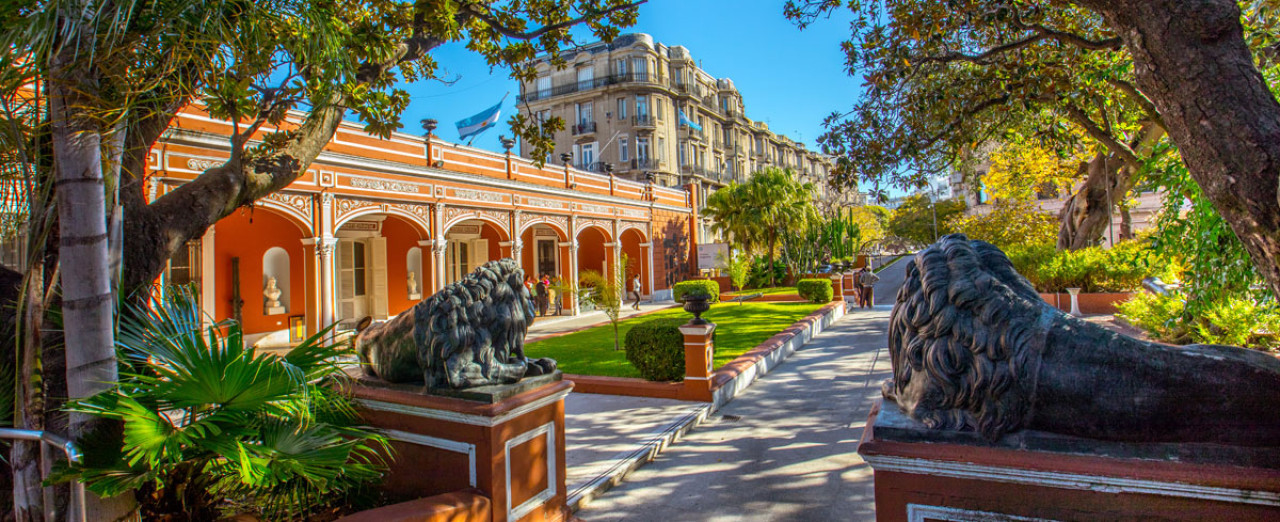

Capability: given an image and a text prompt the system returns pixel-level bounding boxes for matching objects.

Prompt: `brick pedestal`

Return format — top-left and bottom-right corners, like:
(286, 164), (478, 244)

(831, 275), (844, 301)
(678, 322), (716, 402)
(859, 400), (1280, 521)
(351, 375), (573, 522)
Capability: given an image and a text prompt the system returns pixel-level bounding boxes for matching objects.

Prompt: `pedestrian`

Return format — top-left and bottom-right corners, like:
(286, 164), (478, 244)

(851, 268), (864, 309)
(858, 266), (880, 308)
(551, 276), (564, 315)
(629, 274), (643, 310)
(535, 274), (549, 317)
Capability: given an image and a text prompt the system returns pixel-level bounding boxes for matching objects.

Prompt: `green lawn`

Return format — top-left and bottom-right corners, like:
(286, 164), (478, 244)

(525, 302), (825, 378)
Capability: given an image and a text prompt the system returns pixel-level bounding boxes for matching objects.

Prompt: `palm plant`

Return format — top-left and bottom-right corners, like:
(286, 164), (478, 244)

(59, 287), (388, 520)
(579, 259), (625, 351)
(705, 168), (818, 286)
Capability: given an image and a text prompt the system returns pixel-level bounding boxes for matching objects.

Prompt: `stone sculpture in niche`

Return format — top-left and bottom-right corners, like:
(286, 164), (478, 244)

(407, 271), (420, 299)
(263, 276), (285, 315)
(885, 234), (1280, 446)
(354, 258), (557, 389)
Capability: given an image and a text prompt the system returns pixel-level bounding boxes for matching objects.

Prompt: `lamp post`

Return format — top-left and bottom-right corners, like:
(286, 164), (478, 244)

(421, 118), (438, 137)
(500, 135), (515, 153)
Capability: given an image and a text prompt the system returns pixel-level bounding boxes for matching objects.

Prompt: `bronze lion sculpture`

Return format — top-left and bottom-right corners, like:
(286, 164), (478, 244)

(886, 234), (1280, 446)
(354, 258), (556, 389)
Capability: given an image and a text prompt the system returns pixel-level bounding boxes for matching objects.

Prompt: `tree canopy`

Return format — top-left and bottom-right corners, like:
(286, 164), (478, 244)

(703, 168), (817, 285)
(885, 194), (965, 248)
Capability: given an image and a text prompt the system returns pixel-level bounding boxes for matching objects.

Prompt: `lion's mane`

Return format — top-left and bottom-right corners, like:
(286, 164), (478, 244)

(886, 234), (1051, 440)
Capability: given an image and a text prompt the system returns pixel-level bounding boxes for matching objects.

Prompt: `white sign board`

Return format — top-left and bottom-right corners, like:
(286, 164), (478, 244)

(697, 243), (730, 270)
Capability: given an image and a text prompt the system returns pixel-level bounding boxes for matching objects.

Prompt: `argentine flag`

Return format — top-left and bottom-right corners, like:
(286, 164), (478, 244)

(456, 100), (503, 142)
(678, 108), (703, 131)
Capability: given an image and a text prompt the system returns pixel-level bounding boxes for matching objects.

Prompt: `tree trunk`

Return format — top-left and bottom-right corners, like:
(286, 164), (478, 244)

(1057, 153), (1131, 250)
(49, 11), (132, 519)
(11, 264), (44, 522)
(1119, 204), (1134, 241)
(1080, 0), (1280, 298)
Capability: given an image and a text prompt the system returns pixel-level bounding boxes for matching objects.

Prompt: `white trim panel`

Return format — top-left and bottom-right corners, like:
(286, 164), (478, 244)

(863, 454), (1280, 507)
(384, 429), (478, 488)
(356, 387), (571, 428)
(506, 421), (557, 521)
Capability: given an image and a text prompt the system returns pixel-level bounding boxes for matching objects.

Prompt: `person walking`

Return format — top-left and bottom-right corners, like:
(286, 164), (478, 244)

(628, 274), (643, 310)
(535, 274), (549, 317)
(857, 266), (879, 308)
(851, 267), (864, 309)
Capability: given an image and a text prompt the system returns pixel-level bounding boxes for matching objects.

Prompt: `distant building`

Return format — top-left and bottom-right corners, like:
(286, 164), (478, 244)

(515, 33), (836, 202)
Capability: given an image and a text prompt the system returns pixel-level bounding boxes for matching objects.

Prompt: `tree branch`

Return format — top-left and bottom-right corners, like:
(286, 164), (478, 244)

(464, 1), (647, 40)
(1063, 102), (1142, 170)
(1106, 78), (1165, 132)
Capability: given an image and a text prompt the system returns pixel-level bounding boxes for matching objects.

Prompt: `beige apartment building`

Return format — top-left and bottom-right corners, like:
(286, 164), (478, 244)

(516, 33), (846, 210)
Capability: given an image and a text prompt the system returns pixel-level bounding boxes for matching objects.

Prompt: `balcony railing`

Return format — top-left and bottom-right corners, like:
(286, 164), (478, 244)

(575, 161), (606, 173)
(572, 121), (597, 135)
(632, 114), (655, 127)
(631, 157), (656, 170)
(518, 73), (658, 103)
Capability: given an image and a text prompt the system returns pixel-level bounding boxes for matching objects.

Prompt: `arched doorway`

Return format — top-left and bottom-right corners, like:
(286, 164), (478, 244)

(520, 223), (568, 282)
(443, 218), (508, 284)
(576, 225), (612, 281)
(333, 213), (431, 323)
(620, 227), (649, 296)
(210, 207), (309, 341)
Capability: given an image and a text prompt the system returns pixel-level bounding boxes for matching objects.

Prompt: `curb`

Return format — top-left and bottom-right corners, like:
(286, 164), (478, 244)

(563, 302), (849, 512)
(566, 402), (712, 513)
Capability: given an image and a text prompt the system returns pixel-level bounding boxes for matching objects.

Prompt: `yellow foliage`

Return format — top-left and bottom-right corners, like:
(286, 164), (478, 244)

(984, 139), (1089, 202)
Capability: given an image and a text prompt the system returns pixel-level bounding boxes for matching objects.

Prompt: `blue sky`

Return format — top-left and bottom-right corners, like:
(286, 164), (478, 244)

(396, 0), (862, 156)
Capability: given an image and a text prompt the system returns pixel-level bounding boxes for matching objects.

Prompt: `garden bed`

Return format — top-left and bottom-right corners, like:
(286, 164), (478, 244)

(523, 301), (825, 379)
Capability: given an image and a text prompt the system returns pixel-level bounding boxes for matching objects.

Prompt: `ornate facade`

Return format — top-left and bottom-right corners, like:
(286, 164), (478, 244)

(151, 105), (695, 344)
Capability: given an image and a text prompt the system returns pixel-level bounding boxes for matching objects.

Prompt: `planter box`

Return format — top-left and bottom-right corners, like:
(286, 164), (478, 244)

(337, 489), (491, 522)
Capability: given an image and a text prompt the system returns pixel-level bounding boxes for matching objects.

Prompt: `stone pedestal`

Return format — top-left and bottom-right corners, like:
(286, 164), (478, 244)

(265, 305), (285, 315)
(831, 275), (844, 301)
(678, 323), (716, 402)
(858, 400), (1280, 521)
(351, 373), (573, 522)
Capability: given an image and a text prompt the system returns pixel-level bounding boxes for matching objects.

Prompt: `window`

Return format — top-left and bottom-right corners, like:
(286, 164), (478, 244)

(536, 76), (550, 93)
(637, 137), (650, 160)
(536, 109), (551, 123)
(576, 102), (593, 125)
(656, 137), (665, 161)
(166, 240), (201, 289)
(577, 66), (594, 87)
(581, 142), (597, 167)
(617, 97), (627, 119)
(656, 98), (663, 120)
(632, 57), (647, 76)
(678, 141), (686, 166)
(619, 137), (629, 162)
(613, 58), (628, 76)
(636, 95), (649, 117)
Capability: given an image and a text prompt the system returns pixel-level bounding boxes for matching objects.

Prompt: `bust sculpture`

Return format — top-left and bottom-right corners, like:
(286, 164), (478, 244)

(354, 258), (557, 389)
(263, 276), (284, 314)
(885, 234), (1280, 446)
(407, 271), (420, 298)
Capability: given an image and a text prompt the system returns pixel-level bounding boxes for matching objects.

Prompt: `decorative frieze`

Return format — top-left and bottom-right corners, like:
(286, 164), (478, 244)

(451, 188), (508, 204)
(444, 206), (511, 235)
(518, 195), (570, 211)
(518, 212), (570, 237)
(186, 158), (222, 171)
(348, 175), (427, 194)
(262, 191), (314, 227)
(577, 202), (613, 215)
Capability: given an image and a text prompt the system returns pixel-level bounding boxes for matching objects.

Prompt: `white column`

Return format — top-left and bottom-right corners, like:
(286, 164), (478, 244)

(418, 239), (434, 296)
(318, 238), (338, 331)
(566, 240), (579, 316)
(200, 225), (216, 327)
(433, 238), (448, 289)
(641, 241), (654, 298)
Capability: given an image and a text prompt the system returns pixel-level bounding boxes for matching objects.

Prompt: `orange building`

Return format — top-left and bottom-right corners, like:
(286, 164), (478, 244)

(150, 106), (696, 346)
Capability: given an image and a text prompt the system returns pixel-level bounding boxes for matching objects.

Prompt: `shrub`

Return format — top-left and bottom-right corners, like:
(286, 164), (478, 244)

(796, 278), (834, 303)
(674, 279), (720, 303)
(1117, 291), (1280, 351)
(1006, 240), (1155, 293)
(747, 256), (786, 289)
(624, 318), (689, 381)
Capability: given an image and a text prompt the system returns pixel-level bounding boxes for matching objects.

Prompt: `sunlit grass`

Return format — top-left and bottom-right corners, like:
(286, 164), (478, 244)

(724, 286), (798, 296)
(525, 302), (824, 378)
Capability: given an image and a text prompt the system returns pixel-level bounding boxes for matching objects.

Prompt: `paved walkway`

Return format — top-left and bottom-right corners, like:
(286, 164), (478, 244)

(575, 306), (894, 521)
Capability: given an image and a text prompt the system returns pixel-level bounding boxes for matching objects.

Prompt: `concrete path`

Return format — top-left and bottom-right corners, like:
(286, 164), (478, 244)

(873, 255), (909, 306)
(563, 394), (708, 506)
(575, 307), (895, 522)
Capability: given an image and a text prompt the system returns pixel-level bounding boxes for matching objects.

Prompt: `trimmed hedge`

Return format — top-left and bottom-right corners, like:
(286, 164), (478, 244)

(796, 278), (833, 303)
(673, 280), (720, 303)
(624, 318), (688, 381)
